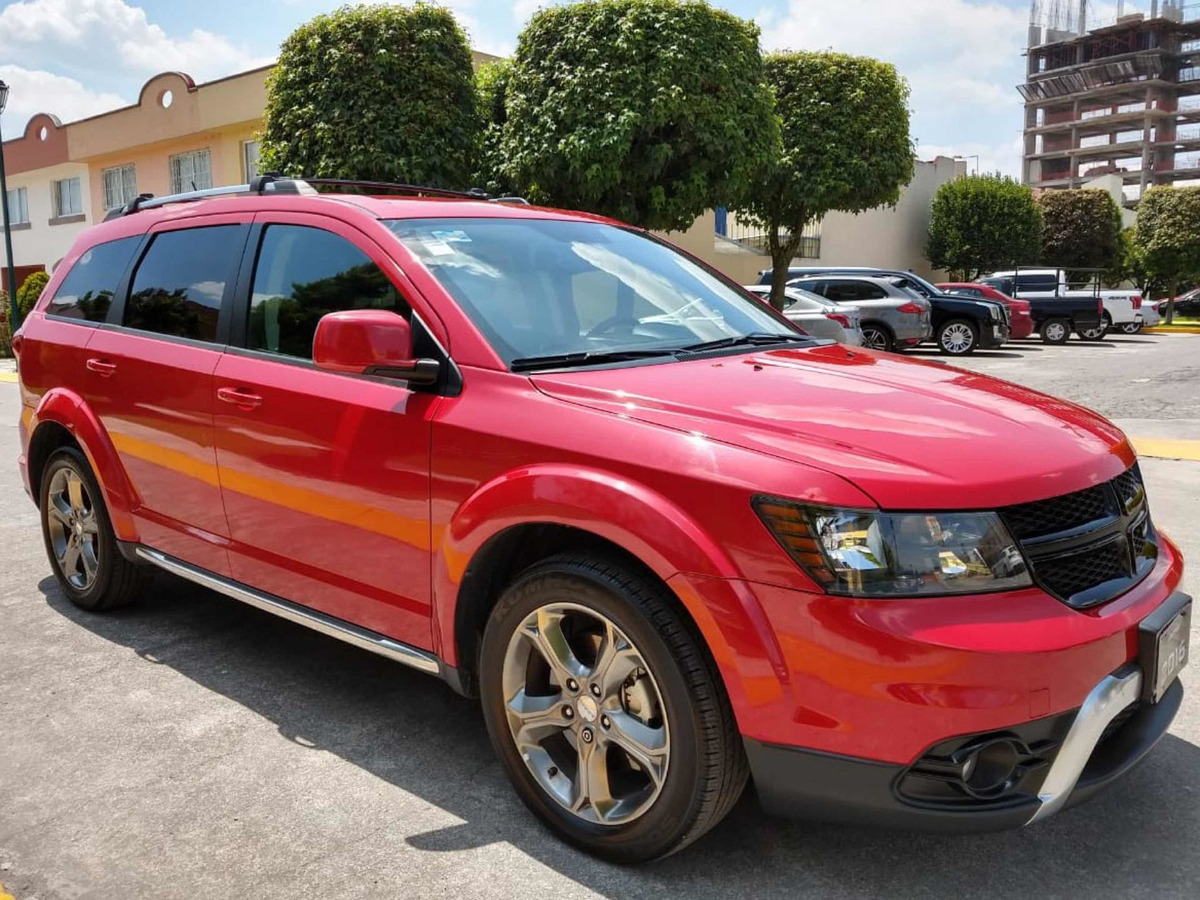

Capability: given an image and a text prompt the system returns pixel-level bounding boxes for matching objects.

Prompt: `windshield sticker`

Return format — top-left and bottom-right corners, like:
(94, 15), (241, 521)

(423, 239), (455, 256)
(431, 229), (472, 243)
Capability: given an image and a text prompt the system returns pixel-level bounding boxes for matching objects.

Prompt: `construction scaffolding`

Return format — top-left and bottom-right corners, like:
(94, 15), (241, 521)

(1021, 1), (1200, 202)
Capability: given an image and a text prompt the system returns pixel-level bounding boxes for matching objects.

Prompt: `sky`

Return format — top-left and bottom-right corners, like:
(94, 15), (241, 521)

(0, 0), (1154, 178)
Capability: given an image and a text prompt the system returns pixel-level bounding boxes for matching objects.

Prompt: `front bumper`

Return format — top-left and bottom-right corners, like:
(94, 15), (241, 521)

(980, 320), (1009, 349)
(746, 588), (1189, 830)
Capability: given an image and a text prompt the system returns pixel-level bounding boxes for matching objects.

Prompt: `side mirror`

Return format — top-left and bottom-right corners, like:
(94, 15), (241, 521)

(312, 310), (439, 385)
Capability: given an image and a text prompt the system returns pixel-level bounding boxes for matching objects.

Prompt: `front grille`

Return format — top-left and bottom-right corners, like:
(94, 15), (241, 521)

(1001, 465), (1156, 609)
(1003, 483), (1114, 540)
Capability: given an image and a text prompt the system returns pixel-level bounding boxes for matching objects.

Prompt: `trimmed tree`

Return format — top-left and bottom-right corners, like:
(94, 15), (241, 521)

(500, 0), (780, 231)
(1038, 188), (1122, 274)
(927, 174), (1042, 281)
(739, 52), (914, 309)
(258, 3), (480, 188)
(1134, 185), (1200, 323)
(16, 270), (49, 319)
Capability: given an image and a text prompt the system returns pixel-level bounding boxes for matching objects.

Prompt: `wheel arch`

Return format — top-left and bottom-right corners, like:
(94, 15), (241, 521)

(433, 465), (789, 705)
(30, 389), (140, 540)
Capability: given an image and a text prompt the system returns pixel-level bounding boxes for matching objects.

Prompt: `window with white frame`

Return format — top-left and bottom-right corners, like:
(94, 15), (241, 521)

(5, 187), (29, 225)
(52, 177), (83, 218)
(103, 164), (138, 210)
(242, 140), (261, 181)
(169, 148), (213, 193)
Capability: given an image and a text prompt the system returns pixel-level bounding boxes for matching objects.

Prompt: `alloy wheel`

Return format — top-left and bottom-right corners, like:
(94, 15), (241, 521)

(862, 328), (889, 351)
(940, 322), (975, 354)
(1121, 322), (1142, 334)
(501, 602), (670, 826)
(1080, 324), (1107, 339)
(46, 467), (100, 591)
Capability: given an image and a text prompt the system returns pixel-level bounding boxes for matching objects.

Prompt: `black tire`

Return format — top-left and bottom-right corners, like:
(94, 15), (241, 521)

(1120, 321), (1143, 334)
(1078, 312), (1110, 341)
(860, 323), (894, 352)
(479, 555), (747, 863)
(1041, 318), (1070, 344)
(39, 446), (147, 611)
(936, 318), (979, 355)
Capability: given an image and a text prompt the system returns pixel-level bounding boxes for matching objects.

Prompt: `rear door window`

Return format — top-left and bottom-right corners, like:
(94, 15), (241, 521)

(45, 237), (140, 322)
(124, 226), (243, 342)
(825, 280), (886, 302)
(1017, 273), (1058, 292)
(248, 224), (409, 359)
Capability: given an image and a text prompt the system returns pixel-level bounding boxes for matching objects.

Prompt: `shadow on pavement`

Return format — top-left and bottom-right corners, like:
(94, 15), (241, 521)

(40, 574), (1200, 899)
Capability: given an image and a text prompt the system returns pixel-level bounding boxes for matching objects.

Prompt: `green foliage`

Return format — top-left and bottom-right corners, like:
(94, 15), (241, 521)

(501, 0), (780, 231)
(1135, 186), (1200, 322)
(258, 3), (480, 188)
(739, 51), (914, 308)
(927, 174), (1042, 281)
(473, 60), (514, 196)
(1038, 189), (1122, 274)
(0, 292), (11, 358)
(16, 270), (49, 318)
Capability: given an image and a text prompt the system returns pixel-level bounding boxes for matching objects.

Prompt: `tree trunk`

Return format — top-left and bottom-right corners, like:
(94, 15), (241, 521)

(1165, 280), (1178, 325)
(766, 225), (805, 311)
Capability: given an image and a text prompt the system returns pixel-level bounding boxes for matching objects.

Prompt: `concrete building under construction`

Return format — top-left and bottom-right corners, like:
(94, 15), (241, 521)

(1022, 1), (1200, 203)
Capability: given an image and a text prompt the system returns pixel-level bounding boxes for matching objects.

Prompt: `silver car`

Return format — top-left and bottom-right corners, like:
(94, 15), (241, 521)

(744, 285), (863, 345)
(786, 275), (932, 352)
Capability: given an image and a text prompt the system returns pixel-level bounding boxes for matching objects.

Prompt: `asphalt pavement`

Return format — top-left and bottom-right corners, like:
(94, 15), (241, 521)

(1, 335), (1198, 900)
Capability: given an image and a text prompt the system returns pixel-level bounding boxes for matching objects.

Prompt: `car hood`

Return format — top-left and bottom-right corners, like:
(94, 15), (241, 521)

(530, 344), (1133, 510)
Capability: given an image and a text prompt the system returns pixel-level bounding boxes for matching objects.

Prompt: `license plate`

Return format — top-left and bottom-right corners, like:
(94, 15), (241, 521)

(1138, 596), (1191, 704)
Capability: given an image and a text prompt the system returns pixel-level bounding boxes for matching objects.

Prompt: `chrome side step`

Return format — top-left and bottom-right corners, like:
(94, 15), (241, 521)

(135, 547), (442, 676)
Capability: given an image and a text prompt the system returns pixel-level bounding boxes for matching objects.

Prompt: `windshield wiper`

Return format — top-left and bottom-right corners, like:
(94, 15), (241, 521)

(511, 348), (677, 372)
(675, 332), (811, 355)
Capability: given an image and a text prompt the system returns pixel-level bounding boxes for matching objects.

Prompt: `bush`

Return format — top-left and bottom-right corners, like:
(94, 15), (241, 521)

(258, 3), (481, 189)
(927, 174), (1042, 281)
(0, 295), (11, 359)
(16, 270), (49, 318)
(501, 0), (780, 231)
(1038, 189), (1122, 274)
(473, 60), (514, 196)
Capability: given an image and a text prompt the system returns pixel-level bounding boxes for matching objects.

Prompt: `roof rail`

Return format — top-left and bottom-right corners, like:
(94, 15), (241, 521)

(103, 175), (314, 220)
(299, 178), (485, 199)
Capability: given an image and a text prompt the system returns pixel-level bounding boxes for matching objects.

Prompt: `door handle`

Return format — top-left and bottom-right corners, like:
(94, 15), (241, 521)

(216, 387), (263, 410)
(85, 357), (117, 377)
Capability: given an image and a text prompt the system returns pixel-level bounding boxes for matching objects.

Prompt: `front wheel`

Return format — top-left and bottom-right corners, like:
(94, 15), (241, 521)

(479, 556), (747, 863)
(1041, 318), (1070, 344)
(937, 319), (978, 355)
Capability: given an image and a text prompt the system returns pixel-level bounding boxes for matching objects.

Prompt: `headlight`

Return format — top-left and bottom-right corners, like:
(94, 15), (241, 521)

(753, 498), (1032, 597)
(989, 305), (1002, 321)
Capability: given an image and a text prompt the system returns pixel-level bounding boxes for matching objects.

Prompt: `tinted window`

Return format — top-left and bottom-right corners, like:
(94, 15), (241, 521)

(1017, 273), (1058, 291)
(248, 225), (408, 359)
(824, 280), (886, 303)
(45, 237), (140, 322)
(125, 226), (241, 342)
(947, 286), (983, 297)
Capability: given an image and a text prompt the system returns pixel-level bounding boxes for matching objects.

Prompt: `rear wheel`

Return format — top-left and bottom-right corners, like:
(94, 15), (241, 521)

(1041, 318), (1070, 344)
(479, 556), (747, 863)
(1120, 321), (1143, 334)
(936, 319), (978, 355)
(39, 447), (147, 611)
(860, 323), (894, 352)
(1078, 312), (1110, 341)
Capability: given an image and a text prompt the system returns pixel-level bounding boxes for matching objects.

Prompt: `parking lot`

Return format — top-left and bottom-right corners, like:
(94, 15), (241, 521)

(1, 333), (1197, 900)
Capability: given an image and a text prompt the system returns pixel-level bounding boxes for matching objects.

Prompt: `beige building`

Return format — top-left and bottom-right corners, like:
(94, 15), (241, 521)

(663, 156), (967, 285)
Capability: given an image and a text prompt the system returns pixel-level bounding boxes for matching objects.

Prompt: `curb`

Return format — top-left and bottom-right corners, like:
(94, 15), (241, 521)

(1143, 326), (1200, 334)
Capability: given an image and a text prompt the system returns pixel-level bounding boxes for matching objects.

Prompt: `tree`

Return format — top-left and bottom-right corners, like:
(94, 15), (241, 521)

(16, 270), (49, 319)
(500, 0), (780, 232)
(927, 174), (1041, 281)
(1135, 185), (1200, 323)
(739, 52), (914, 309)
(473, 60), (514, 197)
(258, 4), (480, 189)
(1038, 189), (1122, 275)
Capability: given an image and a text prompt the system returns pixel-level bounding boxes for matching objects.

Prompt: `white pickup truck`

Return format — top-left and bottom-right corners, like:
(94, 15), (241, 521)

(980, 269), (1142, 338)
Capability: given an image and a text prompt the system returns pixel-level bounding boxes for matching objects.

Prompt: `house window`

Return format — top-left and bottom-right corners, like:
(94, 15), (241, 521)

(5, 187), (29, 225)
(52, 177), (83, 218)
(242, 140), (261, 181)
(103, 164), (138, 210)
(169, 148), (212, 194)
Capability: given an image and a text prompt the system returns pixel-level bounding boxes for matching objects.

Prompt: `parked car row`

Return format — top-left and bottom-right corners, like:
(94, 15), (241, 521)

(753, 266), (1155, 353)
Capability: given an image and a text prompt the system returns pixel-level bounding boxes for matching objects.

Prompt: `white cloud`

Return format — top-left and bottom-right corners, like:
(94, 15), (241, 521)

(0, 0), (269, 84)
(412, 0), (515, 57)
(0, 64), (127, 128)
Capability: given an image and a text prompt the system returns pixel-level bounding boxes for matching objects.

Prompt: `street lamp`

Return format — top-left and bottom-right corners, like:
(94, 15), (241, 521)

(954, 154), (980, 176)
(0, 80), (19, 329)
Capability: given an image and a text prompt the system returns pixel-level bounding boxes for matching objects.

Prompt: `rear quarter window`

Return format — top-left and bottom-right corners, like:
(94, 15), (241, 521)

(45, 237), (140, 322)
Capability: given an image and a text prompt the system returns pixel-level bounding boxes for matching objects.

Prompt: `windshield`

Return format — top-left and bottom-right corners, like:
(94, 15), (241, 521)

(386, 218), (795, 366)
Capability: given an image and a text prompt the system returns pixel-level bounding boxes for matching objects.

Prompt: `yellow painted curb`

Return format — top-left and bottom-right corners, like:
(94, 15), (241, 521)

(1130, 436), (1200, 462)
(0, 883), (14, 900)
(0, 372), (17, 383)
(1143, 326), (1200, 334)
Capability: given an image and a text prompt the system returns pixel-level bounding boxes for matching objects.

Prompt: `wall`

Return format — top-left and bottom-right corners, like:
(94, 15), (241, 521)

(4, 160), (93, 274)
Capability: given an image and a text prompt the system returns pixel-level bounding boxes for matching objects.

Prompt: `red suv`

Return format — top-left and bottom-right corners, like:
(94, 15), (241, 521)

(14, 179), (1190, 863)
